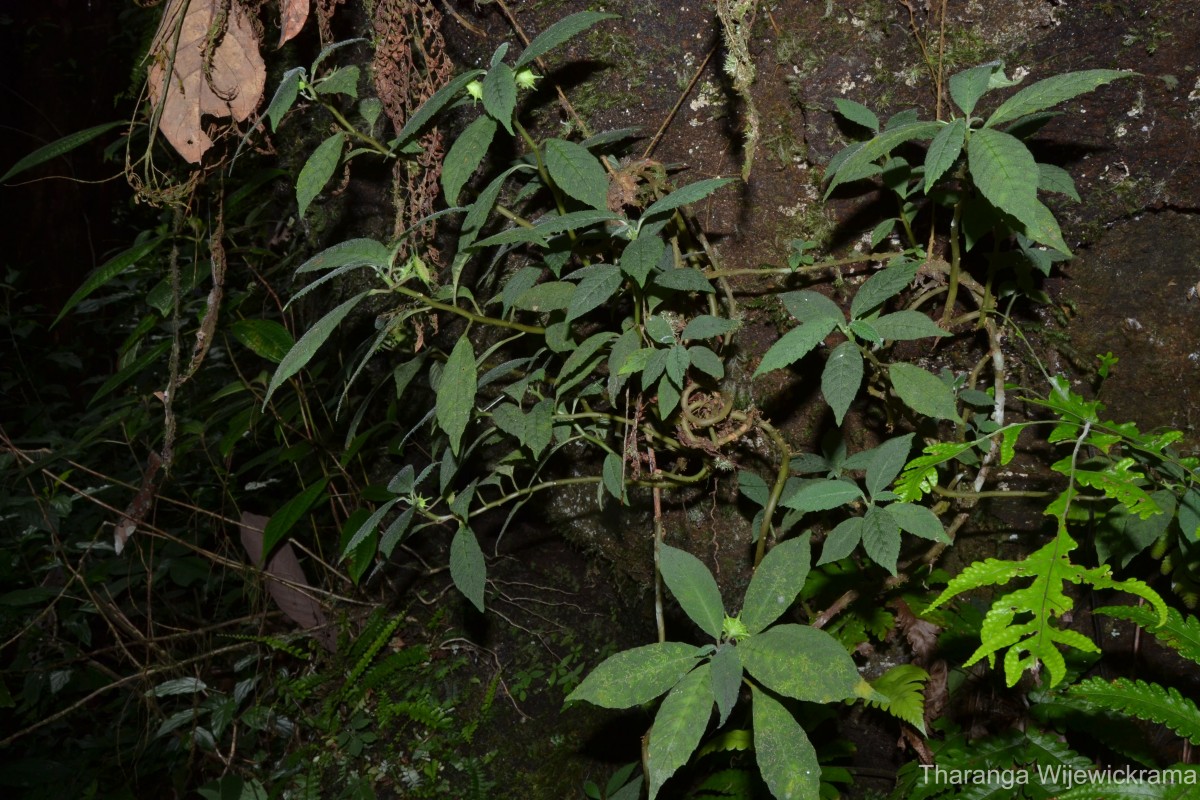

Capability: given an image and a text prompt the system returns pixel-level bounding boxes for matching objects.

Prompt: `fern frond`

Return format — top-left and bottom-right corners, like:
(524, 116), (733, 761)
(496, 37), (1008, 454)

(929, 527), (1167, 687)
(866, 664), (928, 734)
(1095, 604), (1200, 666)
(346, 612), (403, 686)
(1052, 764), (1200, 800)
(1066, 677), (1200, 745)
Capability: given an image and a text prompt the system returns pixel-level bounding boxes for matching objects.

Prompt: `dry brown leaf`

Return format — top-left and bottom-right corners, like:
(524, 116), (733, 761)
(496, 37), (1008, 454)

(239, 512), (337, 652)
(278, 0), (309, 47)
(147, 0), (266, 163)
(892, 597), (941, 664)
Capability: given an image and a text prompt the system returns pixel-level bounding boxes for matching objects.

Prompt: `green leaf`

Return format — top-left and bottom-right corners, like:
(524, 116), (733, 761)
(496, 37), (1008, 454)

(923, 117), (966, 192)
(653, 268), (715, 294)
(475, 209), (620, 248)
(515, 11), (620, 68)
(482, 60), (516, 125)
(832, 98), (879, 132)
(665, 344), (690, 386)
(296, 132), (345, 218)
(437, 337), (477, 455)
(884, 502), (949, 542)
(865, 434), (915, 497)
(641, 177), (735, 223)
(557, 331), (616, 398)
(342, 498), (399, 560)
(861, 505), (901, 575)
(660, 544), (726, 639)
(565, 642), (703, 709)
(1068, 677), (1200, 745)
(781, 290), (844, 324)
(739, 624), (862, 702)
(949, 62), (1003, 117)
(689, 346), (724, 379)
(545, 138), (609, 210)
(229, 319), (295, 363)
(968, 127), (1039, 226)
(53, 237), (163, 327)
(682, 315), (739, 340)
(603, 452), (627, 503)
(865, 664), (928, 735)
(738, 470), (770, 507)
(450, 525), (486, 612)
(607, 328), (640, 398)
(262, 479), (330, 560)
(754, 316), (839, 376)
(526, 398), (553, 457)
(91, 341), (169, 403)
(314, 65), (360, 98)
(741, 534), (811, 635)
(566, 265), (622, 322)
(1, 120), (126, 183)
(442, 115), (497, 205)
(265, 290), (370, 405)
(752, 686), (821, 800)
(264, 67), (304, 132)
(620, 232), (665, 287)
(821, 342), (863, 426)
(888, 362), (959, 421)
(824, 121), (942, 197)
(380, 506), (415, 558)
(869, 218), (896, 249)
(394, 69), (485, 147)
(870, 310), (948, 342)
(850, 258), (920, 318)
(985, 69), (1135, 129)
(644, 315), (676, 344)
(1037, 162), (1081, 201)
(709, 645), (742, 727)
(514, 280), (575, 312)
(781, 479), (863, 513)
(647, 664), (713, 800)
(818, 517), (863, 565)
(296, 238), (391, 273)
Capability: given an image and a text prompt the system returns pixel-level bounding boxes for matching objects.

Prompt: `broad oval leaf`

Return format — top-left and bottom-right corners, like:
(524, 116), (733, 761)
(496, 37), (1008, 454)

(754, 316), (839, 377)
(888, 362), (959, 422)
(752, 686), (821, 800)
(885, 502), (949, 543)
(296, 132), (345, 218)
(781, 478), (863, 513)
(967, 127), (1038, 228)
(924, 117), (966, 192)
(818, 517), (864, 565)
(515, 11), (620, 68)
(262, 479), (330, 560)
(437, 337), (477, 455)
(689, 346), (724, 379)
(824, 121), (942, 198)
(341, 498), (400, 560)
(564, 642), (704, 709)
(739, 624), (861, 702)
(545, 138), (609, 210)
(710, 645), (742, 727)
(450, 525), (486, 612)
(832, 98), (879, 132)
(265, 290), (370, 405)
(641, 177), (735, 223)
(566, 265), (622, 322)
(822, 341), (863, 426)
(1037, 162), (1080, 202)
(648, 664), (713, 800)
(861, 505), (901, 575)
(514, 280), (575, 312)
(871, 310), (948, 342)
(781, 290), (843, 325)
(660, 544), (725, 640)
(866, 433), (915, 498)
(482, 62), (517, 134)
(297, 238), (390, 273)
(985, 69), (1135, 129)
(741, 534), (811, 635)
(442, 115), (497, 205)
(849, 258), (920, 319)
(229, 319), (295, 363)
(653, 268), (715, 294)
(620, 231), (666, 287)
(682, 315), (739, 341)
(949, 62), (1004, 117)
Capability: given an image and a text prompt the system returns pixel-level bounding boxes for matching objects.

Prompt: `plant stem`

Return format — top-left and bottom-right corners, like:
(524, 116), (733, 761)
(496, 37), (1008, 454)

(754, 419), (791, 568)
(940, 196), (964, 325)
(391, 284), (545, 334)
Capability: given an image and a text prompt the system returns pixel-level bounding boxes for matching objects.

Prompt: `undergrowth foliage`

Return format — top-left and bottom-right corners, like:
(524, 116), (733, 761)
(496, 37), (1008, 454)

(4, 5), (1200, 800)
